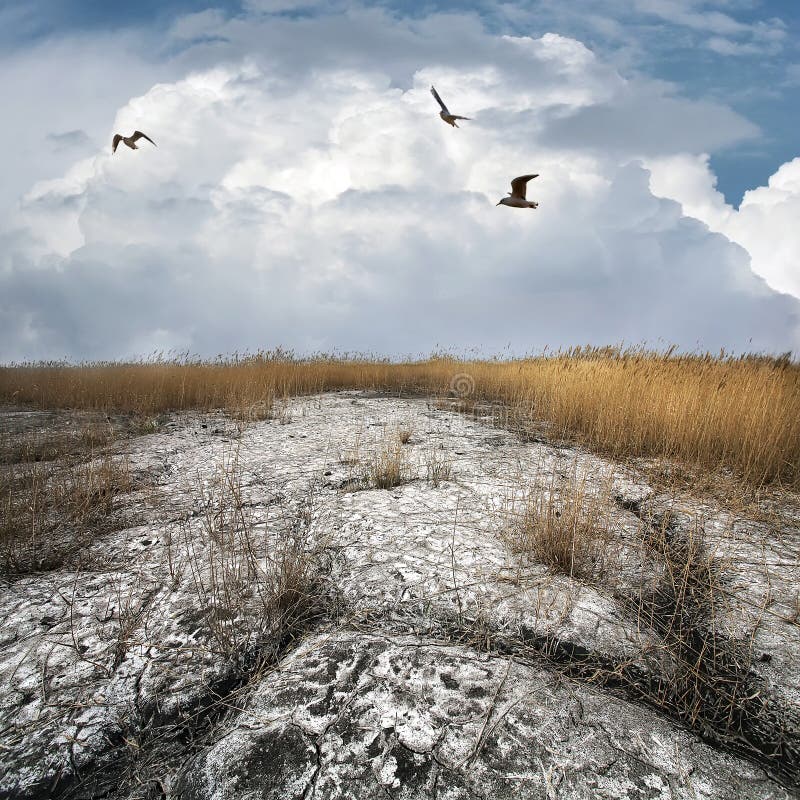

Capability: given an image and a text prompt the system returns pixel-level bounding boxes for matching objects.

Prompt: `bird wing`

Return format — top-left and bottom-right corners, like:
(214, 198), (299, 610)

(132, 131), (156, 147)
(430, 86), (450, 115)
(112, 134), (122, 153)
(450, 115), (471, 121)
(510, 174), (539, 199)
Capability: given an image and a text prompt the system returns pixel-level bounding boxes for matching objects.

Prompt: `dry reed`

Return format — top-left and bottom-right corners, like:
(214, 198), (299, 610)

(499, 474), (800, 782)
(1, 347), (798, 488)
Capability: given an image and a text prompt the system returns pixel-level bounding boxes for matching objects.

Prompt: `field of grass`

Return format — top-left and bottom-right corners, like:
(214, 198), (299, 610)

(1, 347), (798, 488)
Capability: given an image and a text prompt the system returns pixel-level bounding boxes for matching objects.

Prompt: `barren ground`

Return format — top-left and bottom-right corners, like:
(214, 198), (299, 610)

(1, 392), (799, 799)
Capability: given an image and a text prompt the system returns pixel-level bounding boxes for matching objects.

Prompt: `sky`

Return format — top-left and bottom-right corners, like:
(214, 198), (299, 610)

(0, 0), (798, 360)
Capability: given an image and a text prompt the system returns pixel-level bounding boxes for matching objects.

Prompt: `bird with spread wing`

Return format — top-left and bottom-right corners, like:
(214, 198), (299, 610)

(496, 174), (539, 209)
(430, 86), (471, 128)
(112, 131), (157, 154)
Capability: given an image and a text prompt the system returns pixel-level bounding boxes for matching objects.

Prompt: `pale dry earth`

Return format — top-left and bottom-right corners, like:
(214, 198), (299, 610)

(1, 392), (799, 799)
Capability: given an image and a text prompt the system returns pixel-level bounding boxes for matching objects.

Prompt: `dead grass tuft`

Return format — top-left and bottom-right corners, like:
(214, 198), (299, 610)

(506, 471), (616, 582)
(228, 395), (274, 423)
(369, 442), (412, 490)
(426, 449), (453, 487)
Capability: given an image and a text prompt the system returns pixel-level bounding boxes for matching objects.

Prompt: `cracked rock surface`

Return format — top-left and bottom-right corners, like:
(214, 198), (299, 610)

(1, 393), (799, 799)
(175, 631), (790, 800)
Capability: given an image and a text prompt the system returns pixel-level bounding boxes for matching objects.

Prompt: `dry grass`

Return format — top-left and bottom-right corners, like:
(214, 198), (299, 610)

(368, 441), (412, 490)
(1, 346), (798, 488)
(1, 452), (134, 575)
(505, 470), (616, 581)
(338, 429), (363, 468)
(179, 452), (320, 665)
(397, 427), (413, 445)
(499, 469), (799, 780)
(426, 449), (453, 487)
(0, 427), (113, 465)
(0, 412), (150, 575)
(619, 520), (800, 772)
(229, 396), (274, 423)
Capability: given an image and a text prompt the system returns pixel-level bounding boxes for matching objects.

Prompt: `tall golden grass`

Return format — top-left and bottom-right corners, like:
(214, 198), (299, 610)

(1, 347), (798, 488)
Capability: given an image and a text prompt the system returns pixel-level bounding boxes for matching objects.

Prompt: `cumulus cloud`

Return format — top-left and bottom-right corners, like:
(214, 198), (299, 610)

(0, 6), (798, 361)
(0, 28), (171, 223)
(648, 154), (800, 301)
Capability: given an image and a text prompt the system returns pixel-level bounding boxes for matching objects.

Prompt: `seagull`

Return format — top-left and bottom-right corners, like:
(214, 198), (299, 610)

(430, 86), (471, 128)
(112, 131), (156, 154)
(496, 174), (539, 209)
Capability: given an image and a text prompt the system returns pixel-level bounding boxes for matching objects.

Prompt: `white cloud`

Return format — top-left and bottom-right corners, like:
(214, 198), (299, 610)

(784, 64), (800, 88)
(0, 29), (173, 225)
(648, 154), (800, 301)
(0, 7), (798, 361)
(635, 0), (748, 36)
(706, 28), (784, 57)
(242, 0), (332, 13)
(528, 0), (788, 62)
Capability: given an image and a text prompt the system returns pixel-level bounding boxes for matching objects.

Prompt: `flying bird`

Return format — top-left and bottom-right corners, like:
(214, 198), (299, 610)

(496, 174), (539, 209)
(112, 131), (157, 154)
(430, 86), (471, 128)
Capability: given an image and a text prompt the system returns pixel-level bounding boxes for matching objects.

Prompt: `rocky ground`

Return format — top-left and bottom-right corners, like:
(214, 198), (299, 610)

(1, 392), (799, 799)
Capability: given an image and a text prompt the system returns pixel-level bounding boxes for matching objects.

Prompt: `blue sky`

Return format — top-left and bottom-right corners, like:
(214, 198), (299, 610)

(4, 0), (798, 205)
(1, 0), (798, 360)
